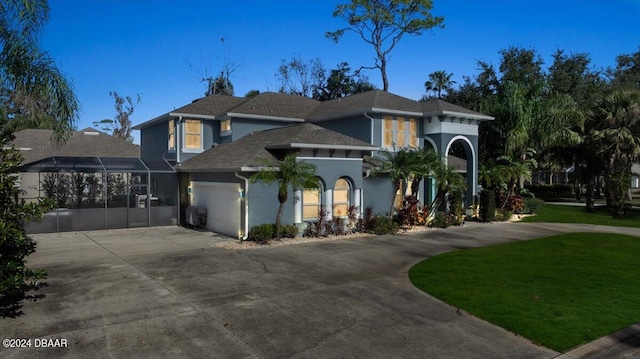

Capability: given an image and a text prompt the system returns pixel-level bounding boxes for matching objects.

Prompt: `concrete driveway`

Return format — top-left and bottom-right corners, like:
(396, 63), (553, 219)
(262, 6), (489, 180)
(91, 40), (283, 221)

(1, 222), (639, 358)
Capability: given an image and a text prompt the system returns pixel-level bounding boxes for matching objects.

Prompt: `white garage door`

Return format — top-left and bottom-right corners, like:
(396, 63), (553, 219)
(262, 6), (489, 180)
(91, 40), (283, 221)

(190, 181), (240, 238)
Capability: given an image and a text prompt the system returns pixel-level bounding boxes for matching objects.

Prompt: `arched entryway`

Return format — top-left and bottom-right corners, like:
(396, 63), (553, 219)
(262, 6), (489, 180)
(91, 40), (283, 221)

(444, 136), (477, 206)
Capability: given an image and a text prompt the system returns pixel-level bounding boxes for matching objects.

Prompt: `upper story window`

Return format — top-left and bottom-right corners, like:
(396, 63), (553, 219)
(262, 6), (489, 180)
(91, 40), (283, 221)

(382, 116), (418, 148)
(184, 119), (202, 150)
(168, 120), (175, 151)
(220, 120), (231, 133)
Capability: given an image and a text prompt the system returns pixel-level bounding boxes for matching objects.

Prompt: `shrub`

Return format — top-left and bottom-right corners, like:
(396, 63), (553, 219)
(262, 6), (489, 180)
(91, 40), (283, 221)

(347, 205), (359, 233)
(303, 205), (329, 237)
(331, 216), (348, 236)
(280, 224), (299, 238)
(522, 198), (546, 214)
(479, 190), (496, 222)
(519, 188), (535, 198)
(396, 195), (428, 227)
(360, 207), (376, 233)
(526, 184), (573, 198)
(495, 209), (513, 222)
(502, 194), (524, 213)
(248, 223), (275, 242)
(368, 215), (399, 235)
(448, 190), (464, 224)
(250, 223), (298, 241)
(431, 211), (450, 228)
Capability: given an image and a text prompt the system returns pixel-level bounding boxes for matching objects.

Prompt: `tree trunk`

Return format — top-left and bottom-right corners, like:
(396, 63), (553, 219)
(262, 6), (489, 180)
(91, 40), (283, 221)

(573, 164), (581, 201)
(389, 181), (400, 218)
(586, 175), (595, 212)
(380, 59), (389, 92)
(275, 190), (287, 241)
(275, 201), (284, 241)
(411, 177), (421, 197)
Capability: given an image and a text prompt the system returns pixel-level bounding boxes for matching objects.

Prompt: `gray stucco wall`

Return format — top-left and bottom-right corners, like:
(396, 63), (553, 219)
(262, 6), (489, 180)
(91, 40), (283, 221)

(140, 119), (220, 163)
(300, 157), (363, 190)
(316, 116), (373, 144)
(140, 122), (175, 161)
(248, 181), (294, 228)
(363, 175), (395, 216)
(202, 120), (219, 150)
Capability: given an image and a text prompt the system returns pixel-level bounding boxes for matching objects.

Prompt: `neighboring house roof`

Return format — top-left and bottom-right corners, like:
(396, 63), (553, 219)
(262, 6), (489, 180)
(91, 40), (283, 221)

(447, 155), (467, 172)
(178, 122), (379, 172)
(133, 90), (493, 130)
(11, 127), (140, 165)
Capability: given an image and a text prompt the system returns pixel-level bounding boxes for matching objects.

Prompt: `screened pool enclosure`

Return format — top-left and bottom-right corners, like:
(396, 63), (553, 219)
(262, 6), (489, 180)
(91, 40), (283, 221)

(20, 156), (177, 233)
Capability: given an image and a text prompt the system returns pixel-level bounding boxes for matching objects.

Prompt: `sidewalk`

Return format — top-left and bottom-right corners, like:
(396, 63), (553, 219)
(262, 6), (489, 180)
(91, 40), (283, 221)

(555, 324), (640, 359)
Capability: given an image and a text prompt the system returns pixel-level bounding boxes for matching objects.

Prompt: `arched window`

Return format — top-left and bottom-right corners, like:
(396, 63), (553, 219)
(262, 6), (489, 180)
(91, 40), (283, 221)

(333, 178), (351, 217)
(303, 181), (323, 221)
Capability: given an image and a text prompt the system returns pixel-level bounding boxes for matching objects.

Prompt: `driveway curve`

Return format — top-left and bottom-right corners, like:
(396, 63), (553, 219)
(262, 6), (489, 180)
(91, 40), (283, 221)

(1, 222), (638, 358)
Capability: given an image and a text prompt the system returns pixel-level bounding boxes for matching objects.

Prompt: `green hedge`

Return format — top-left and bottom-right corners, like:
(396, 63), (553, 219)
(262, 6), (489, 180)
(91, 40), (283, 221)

(479, 190), (496, 222)
(248, 223), (298, 242)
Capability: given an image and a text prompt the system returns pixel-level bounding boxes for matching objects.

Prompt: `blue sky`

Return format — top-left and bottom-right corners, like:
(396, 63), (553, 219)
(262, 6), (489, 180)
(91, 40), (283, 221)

(41, 1), (639, 142)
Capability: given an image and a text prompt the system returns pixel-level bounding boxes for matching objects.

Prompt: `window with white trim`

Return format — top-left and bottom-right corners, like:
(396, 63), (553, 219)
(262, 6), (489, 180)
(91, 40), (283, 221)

(303, 182), (323, 220)
(183, 119), (202, 150)
(382, 116), (418, 148)
(333, 178), (351, 217)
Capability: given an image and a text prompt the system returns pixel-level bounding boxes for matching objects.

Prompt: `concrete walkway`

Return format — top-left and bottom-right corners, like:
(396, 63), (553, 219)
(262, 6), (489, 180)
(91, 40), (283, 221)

(0, 222), (638, 358)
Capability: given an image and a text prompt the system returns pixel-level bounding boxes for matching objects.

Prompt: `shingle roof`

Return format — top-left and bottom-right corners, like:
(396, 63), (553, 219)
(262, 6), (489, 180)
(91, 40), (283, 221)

(309, 90), (423, 120)
(178, 123), (377, 171)
(421, 99), (491, 118)
(171, 95), (248, 117)
(11, 128), (140, 165)
(228, 92), (320, 120)
(133, 90), (492, 130)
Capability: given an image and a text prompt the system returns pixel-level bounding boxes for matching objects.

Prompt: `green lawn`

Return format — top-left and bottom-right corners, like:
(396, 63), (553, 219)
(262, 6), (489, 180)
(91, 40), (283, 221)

(409, 233), (640, 352)
(521, 204), (640, 228)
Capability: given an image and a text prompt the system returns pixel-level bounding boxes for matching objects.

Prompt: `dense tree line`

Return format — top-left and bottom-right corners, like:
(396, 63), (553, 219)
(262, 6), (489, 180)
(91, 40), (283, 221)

(441, 46), (640, 216)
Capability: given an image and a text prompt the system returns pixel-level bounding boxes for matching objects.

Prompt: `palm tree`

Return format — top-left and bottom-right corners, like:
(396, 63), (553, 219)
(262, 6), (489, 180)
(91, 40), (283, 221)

(1, 0), (78, 314)
(496, 148), (537, 208)
(409, 147), (440, 195)
(425, 70), (456, 98)
(428, 162), (466, 218)
(587, 90), (640, 216)
(1, 0), (78, 140)
(371, 147), (417, 217)
(250, 153), (318, 240)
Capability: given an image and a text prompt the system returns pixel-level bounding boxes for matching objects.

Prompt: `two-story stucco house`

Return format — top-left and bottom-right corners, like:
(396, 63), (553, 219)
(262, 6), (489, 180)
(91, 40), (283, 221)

(133, 90), (493, 238)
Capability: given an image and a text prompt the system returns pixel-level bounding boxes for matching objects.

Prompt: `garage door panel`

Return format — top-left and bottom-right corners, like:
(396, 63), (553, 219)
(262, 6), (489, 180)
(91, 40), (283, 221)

(191, 182), (240, 237)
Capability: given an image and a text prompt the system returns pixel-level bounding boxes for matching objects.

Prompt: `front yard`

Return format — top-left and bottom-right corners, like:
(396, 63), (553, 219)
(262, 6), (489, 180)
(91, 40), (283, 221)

(409, 232), (640, 352)
(521, 204), (640, 227)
